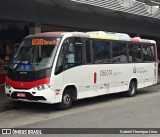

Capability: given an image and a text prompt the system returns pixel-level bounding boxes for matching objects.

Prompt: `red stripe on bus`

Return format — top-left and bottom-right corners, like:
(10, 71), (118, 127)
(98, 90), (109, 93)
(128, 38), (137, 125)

(130, 38), (140, 43)
(94, 72), (97, 84)
(154, 68), (156, 76)
(5, 77), (50, 89)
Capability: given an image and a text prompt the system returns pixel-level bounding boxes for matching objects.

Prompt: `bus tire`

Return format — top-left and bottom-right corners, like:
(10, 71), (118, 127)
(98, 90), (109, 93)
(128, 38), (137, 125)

(125, 81), (137, 97)
(58, 89), (73, 110)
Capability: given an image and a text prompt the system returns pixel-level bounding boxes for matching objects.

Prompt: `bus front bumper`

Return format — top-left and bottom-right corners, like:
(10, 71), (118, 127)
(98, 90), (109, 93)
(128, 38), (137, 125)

(5, 87), (62, 104)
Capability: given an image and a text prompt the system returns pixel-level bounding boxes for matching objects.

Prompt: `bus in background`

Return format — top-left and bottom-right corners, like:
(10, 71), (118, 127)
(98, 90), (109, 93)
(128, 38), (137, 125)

(5, 31), (158, 109)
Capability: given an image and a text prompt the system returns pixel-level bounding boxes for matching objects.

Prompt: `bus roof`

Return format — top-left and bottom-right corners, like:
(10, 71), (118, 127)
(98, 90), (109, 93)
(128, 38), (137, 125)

(26, 31), (156, 44)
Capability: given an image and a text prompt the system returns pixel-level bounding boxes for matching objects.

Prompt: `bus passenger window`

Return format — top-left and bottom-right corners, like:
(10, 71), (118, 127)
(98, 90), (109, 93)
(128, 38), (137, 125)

(150, 45), (156, 61)
(85, 40), (91, 64)
(142, 44), (155, 62)
(128, 43), (142, 63)
(93, 40), (110, 64)
(112, 42), (127, 63)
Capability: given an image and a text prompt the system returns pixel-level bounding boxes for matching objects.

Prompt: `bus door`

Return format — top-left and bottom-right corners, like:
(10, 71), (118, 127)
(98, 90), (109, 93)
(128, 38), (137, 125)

(55, 37), (84, 98)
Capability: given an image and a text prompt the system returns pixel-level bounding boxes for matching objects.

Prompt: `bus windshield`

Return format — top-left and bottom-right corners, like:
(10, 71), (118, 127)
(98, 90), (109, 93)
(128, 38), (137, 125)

(9, 37), (61, 71)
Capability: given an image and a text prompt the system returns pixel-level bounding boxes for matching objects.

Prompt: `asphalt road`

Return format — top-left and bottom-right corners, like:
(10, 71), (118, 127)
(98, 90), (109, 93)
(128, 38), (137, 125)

(1, 84), (160, 137)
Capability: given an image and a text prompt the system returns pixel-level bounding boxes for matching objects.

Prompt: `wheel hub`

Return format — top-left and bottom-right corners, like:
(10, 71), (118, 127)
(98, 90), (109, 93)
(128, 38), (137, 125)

(63, 94), (70, 105)
(130, 85), (134, 94)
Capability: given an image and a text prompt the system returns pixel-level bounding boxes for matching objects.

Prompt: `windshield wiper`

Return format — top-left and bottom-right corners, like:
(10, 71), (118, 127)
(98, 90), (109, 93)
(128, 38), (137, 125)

(13, 61), (22, 71)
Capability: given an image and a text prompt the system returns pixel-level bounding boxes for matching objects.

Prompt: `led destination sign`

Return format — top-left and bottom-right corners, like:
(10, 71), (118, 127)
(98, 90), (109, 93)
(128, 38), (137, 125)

(32, 39), (57, 45)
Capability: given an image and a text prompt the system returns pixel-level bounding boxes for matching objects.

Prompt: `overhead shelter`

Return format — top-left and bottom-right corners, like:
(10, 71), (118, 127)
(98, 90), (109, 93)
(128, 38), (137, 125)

(1, 0), (160, 85)
(0, 0), (160, 37)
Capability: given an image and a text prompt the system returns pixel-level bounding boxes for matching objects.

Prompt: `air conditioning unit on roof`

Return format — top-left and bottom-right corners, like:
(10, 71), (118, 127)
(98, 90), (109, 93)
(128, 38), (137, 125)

(87, 31), (130, 38)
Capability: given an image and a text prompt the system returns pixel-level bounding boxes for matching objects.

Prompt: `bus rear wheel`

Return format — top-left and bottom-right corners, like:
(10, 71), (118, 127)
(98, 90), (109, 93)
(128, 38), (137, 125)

(58, 89), (73, 110)
(125, 81), (137, 97)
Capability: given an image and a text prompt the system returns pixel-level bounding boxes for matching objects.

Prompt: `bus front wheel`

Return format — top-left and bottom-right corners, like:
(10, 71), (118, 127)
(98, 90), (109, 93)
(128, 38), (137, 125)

(58, 89), (73, 110)
(125, 81), (137, 97)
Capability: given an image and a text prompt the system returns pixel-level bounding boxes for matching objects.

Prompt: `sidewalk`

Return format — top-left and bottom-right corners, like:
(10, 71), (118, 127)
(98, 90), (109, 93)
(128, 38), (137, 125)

(0, 76), (160, 112)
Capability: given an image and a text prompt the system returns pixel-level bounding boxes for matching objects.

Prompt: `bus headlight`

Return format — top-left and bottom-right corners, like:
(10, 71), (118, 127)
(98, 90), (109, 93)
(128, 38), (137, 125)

(5, 83), (11, 89)
(33, 84), (51, 91)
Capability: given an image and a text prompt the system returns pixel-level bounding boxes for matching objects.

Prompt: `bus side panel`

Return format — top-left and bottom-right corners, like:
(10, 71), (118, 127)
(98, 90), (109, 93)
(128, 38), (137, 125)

(62, 65), (99, 99)
(60, 62), (157, 101)
(51, 73), (63, 103)
(114, 63), (157, 90)
(144, 62), (158, 87)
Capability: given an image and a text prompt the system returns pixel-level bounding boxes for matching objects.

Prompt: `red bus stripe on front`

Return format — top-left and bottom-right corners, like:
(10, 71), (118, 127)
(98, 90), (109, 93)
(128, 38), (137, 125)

(5, 77), (50, 89)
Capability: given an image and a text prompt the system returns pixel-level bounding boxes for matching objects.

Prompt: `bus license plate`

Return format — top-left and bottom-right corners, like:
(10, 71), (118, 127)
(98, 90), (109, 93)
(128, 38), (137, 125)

(17, 93), (26, 98)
